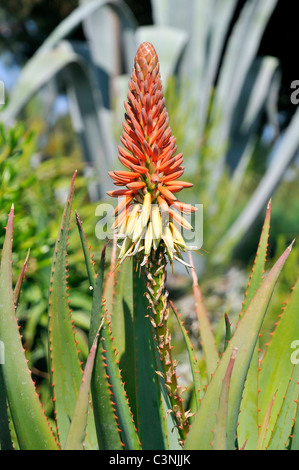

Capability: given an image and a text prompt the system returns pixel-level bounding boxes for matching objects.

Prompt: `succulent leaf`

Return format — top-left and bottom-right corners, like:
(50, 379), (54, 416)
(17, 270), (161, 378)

(240, 199), (272, 316)
(13, 248), (30, 309)
(188, 252), (219, 380)
(237, 199), (271, 448)
(0, 206), (58, 450)
(256, 392), (276, 450)
(132, 259), (170, 449)
(184, 240), (293, 450)
(170, 300), (203, 412)
(109, 256), (137, 420)
(224, 313), (231, 351)
(291, 394), (299, 450)
(75, 210), (96, 290)
(100, 312), (141, 450)
(88, 247), (123, 450)
(48, 171), (96, 448)
(0, 368), (15, 450)
(267, 370), (298, 450)
(257, 274), (299, 449)
(212, 348), (238, 450)
(102, 235), (118, 320)
(64, 318), (104, 450)
(89, 251), (141, 450)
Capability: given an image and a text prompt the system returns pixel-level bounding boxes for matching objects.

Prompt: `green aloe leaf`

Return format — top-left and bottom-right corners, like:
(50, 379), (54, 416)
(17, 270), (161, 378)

(89, 250), (141, 450)
(103, 236), (118, 320)
(258, 274), (299, 449)
(132, 260), (166, 449)
(0, 368), (14, 450)
(267, 370), (298, 450)
(13, 248), (30, 309)
(108, 255), (137, 420)
(75, 210), (96, 290)
(133, 260), (180, 450)
(224, 313), (231, 351)
(256, 392), (276, 450)
(100, 253), (180, 450)
(184, 240), (293, 450)
(212, 348), (238, 450)
(240, 199), (272, 315)
(48, 171), (96, 449)
(188, 252), (219, 380)
(0, 206), (58, 450)
(88, 246), (121, 450)
(237, 199), (271, 448)
(291, 390), (299, 450)
(64, 318), (104, 450)
(170, 300), (203, 411)
(100, 312), (141, 450)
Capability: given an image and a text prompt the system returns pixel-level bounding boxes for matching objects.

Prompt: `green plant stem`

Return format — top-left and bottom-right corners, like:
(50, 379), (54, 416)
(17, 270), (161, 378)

(143, 248), (189, 442)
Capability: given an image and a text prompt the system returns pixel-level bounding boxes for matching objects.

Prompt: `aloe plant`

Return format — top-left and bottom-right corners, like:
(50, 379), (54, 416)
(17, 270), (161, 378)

(1, 42), (299, 451)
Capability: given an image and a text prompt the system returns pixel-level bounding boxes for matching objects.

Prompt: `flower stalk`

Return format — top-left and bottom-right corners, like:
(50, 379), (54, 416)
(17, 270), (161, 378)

(143, 248), (191, 441)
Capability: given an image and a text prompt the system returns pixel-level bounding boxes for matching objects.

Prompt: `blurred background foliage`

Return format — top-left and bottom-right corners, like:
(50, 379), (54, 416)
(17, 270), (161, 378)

(1, 0), (299, 398)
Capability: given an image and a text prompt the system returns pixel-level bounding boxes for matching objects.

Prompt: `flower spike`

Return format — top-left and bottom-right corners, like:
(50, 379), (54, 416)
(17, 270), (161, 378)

(108, 42), (197, 266)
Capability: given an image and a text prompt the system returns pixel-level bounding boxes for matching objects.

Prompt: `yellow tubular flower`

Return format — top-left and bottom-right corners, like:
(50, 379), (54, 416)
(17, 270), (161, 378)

(168, 208), (193, 231)
(141, 192), (152, 227)
(119, 236), (133, 259)
(118, 217), (129, 237)
(151, 205), (162, 241)
(132, 214), (144, 243)
(126, 204), (141, 238)
(163, 225), (174, 255)
(170, 221), (186, 249)
(144, 222), (153, 255)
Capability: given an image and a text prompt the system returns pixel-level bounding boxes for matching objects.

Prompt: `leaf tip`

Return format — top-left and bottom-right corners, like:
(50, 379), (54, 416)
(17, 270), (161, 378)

(71, 170), (77, 186)
(267, 198), (272, 211)
(8, 204), (15, 221)
(287, 239), (296, 255)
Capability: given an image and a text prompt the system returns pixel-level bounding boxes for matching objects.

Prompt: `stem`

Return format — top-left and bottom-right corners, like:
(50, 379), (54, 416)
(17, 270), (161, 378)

(142, 247), (190, 441)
